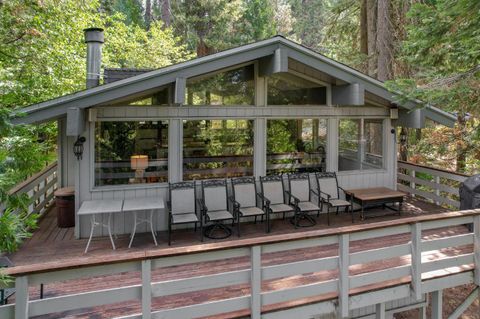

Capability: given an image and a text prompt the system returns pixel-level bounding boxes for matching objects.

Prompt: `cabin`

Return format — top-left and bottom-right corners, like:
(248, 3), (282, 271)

(11, 29), (455, 239)
(1, 28), (479, 319)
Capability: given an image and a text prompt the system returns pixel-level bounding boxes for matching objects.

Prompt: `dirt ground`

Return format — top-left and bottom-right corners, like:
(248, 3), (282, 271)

(395, 284), (479, 319)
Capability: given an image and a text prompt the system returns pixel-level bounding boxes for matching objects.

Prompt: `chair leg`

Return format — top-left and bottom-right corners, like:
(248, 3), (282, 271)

(336, 207), (339, 215)
(237, 217), (241, 237)
(194, 222), (197, 232)
(351, 205), (354, 223)
(327, 207), (330, 225)
(254, 215), (257, 224)
(201, 221), (204, 242)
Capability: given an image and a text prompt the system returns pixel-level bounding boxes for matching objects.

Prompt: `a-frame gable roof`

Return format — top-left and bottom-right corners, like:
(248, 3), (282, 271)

(12, 35), (456, 127)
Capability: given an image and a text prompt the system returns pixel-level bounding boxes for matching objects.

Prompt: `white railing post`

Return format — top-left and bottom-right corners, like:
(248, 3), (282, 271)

(250, 245), (261, 319)
(474, 215), (480, 285)
(410, 223), (422, 300)
(410, 169), (416, 197)
(142, 260), (152, 319)
(434, 176), (440, 205)
(15, 276), (29, 319)
(375, 302), (385, 319)
(431, 289), (442, 319)
(338, 234), (349, 318)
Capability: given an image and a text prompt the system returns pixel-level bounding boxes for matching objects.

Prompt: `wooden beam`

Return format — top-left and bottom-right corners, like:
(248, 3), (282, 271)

(394, 109), (426, 129)
(142, 260), (152, 319)
(258, 47), (288, 76)
(410, 223), (422, 300)
(66, 107), (85, 137)
(375, 303), (385, 319)
(174, 77), (186, 105)
(331, 83), (365, 106)
(474, 215), (480, 285)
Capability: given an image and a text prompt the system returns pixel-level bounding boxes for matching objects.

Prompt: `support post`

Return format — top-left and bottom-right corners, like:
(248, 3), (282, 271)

(474, 215), (480, 285)
(142, 260), (152, 319)
(434, 176), (440, 205)
(410, 170), (416, 197)
(338, 234), (350, 318)
(15, 276), (29, 319)
(431, 290), (443, 319)
(411, 223), (422, 300)
(375, 303), (386, 319)
(250, 246), (261, 319)
(419, 305), (426, 319)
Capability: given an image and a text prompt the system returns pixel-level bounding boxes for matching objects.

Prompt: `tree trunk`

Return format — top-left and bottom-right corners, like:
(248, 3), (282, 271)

(360, 0), (368, 54)
(145, 0), (152, 29)
(161, 0), (171, 27)
(376, 0), (393, 81)
(399, 127), (408, 162)
(456, 114), (467, 173)
(366, 0), (377, 77)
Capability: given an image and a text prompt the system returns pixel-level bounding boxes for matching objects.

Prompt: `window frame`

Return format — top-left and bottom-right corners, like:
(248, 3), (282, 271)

(90, 118), (170, 191)
(337, 117), (386, 173)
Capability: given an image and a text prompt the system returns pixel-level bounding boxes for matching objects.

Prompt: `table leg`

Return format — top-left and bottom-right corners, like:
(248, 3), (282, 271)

(107, 212), (116, 250)
(129, 211), (137, 248)
(150, 210), (158, 246)
(85, 214), (96, 253)
(361, 201), (365, 220)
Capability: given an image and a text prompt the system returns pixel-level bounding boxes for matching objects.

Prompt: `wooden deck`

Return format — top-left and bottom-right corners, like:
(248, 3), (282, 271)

(4, 197), (476, 319)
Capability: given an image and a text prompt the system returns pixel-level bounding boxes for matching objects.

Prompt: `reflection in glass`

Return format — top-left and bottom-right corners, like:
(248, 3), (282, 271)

(267, 119), (327, 175)
(267, 73), (327, 105)
(338, 119), (383, 171)
(183, 120), (254, 180)
(95, 121), (168, 186)
(185, 65), (255, 105)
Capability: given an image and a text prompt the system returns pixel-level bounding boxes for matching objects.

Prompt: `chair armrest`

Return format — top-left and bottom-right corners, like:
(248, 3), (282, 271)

(228, 196), (240, 218)
(256, 192), (271, 206)
(338, 186), (347, 195)
(310, 189), (319, 197)
(196, 198), (207, 213)
(318, 190), (331, 202)
(285, 190), (300, 204)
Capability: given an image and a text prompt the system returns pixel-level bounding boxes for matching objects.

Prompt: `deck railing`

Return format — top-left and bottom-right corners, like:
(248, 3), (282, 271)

(0, 161), (58, 217)
(1, 209), (479, 319)
(397, 161), (470, 209)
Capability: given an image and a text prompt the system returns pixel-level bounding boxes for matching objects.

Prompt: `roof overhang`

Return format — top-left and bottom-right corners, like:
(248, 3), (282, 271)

(11, 36), (456, 128)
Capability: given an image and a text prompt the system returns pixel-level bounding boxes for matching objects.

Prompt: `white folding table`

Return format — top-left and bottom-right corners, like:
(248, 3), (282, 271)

(123, 197), (164, 248)
(77, 199), (124, 253)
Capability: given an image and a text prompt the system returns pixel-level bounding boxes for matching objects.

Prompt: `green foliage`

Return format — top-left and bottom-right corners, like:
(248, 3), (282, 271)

(0, 208), (38, 254)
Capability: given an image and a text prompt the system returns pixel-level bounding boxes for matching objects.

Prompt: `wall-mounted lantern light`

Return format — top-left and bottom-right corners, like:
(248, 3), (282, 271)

(73, 136), (86, 160)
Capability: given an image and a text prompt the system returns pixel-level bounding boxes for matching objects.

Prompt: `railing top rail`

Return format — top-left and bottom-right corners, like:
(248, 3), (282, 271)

(7, 161), (58, 196)
(4, 208), (480, 278)
(397, 160), (471, 178)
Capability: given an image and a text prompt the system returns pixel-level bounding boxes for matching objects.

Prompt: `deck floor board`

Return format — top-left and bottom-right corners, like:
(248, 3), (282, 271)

(6, 196), (474, 319)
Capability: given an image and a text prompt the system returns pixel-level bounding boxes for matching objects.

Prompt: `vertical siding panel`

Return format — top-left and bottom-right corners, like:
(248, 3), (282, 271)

(124, 189), (136, 235)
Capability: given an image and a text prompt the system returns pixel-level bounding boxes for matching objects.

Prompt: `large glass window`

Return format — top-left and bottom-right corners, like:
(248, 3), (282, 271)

(185, 65), (255, 105)
(183, 119), (254, 180)
(267, 73), (327, 105)
(338, 119), (383, 171)
(94, 121), (168, 186)
(267, 119), (327, 175)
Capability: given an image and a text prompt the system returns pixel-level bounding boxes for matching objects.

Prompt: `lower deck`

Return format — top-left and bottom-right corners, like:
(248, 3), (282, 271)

(4, 197), (478, 319)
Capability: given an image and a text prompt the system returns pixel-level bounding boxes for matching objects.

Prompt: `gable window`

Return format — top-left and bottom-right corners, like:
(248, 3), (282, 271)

(183, 119), (254, 180)
(266, 119), (327, 175)
(185, 65), (255, 105)
(338, 119), (384, 171)
(267, 73), (327, 105)
(94, 121), (168, 186)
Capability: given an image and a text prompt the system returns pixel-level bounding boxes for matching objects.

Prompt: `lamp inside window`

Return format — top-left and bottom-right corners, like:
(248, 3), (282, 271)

(131, 155), (149, 180)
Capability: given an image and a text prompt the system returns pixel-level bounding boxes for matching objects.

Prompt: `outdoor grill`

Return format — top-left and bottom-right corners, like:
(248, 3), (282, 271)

(459, 174), (480, 210)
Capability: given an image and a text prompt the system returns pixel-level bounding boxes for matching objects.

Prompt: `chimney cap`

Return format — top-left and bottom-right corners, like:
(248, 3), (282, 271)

(84, 28), (104, 43)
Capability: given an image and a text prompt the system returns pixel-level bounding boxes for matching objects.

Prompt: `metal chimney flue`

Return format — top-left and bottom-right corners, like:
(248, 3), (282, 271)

(84, 27), (104, 89)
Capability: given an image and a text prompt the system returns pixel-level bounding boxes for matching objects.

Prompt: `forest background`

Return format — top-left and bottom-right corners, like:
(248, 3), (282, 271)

(1, 0), (479, 201)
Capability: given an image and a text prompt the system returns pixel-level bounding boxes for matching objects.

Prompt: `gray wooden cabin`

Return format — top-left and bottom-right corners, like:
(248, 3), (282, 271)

(12, 29), (456, 239)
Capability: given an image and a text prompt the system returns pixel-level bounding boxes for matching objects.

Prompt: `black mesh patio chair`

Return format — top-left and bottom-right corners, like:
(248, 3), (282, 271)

(316, 172), (353, 223)
(167, 181), (201, 245)
(287, 172), (322, 227)
(260, 174), (295, 230)
(230, 176), (270, 236)
(199, 179), (235, 240)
